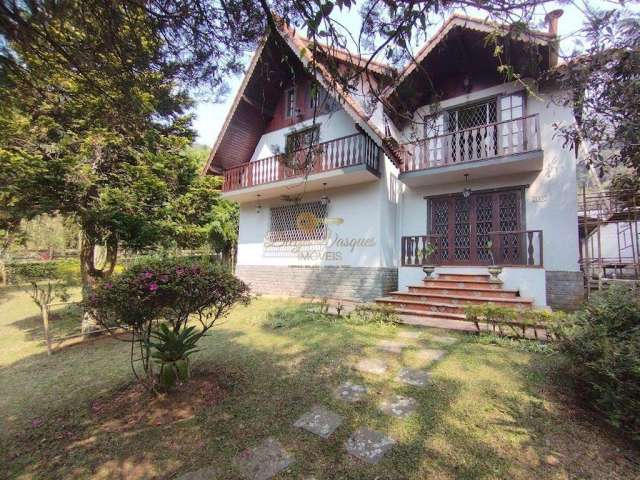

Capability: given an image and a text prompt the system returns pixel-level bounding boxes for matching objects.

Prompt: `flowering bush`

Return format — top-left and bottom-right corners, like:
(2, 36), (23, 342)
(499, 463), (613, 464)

(87, 257), (251, 389)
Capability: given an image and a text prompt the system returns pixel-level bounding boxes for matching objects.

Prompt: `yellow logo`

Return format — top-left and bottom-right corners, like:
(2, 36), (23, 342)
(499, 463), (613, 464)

(296, 212), (344, 233)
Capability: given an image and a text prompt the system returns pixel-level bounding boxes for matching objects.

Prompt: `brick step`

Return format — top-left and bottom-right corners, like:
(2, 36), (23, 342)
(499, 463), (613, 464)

(376, 297), (467, 314)
(436, 273), (492, 282)
(387, 291), (534, 308)
(381, 306), (468, 321)
(408, 285), (520, 299)
(423, 279), (502, 289)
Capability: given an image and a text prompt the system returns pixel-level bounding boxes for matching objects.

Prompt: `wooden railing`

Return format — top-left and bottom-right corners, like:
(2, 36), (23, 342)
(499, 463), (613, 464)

(400, 114), (541, 172)
(401, 230), (543, 267)
(223, 133), (381, 192)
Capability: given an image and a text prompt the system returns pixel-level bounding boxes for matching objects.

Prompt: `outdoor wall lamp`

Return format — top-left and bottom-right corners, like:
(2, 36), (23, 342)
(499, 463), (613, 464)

(463, 174), (472, 198)
(320, 182), (330, 206)
(256, 194), (262, 214)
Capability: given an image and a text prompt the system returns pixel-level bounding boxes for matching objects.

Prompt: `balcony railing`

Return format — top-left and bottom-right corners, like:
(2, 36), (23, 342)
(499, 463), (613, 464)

(222, 133), (381, 192)
(400, 114), (541, 173)
(401, 230), (543, 267)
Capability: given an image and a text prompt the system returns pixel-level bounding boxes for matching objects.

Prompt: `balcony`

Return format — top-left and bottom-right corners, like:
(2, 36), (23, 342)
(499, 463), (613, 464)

(399, 114), (542, 187)
(401, 230), (544, 267)
(221, 133), (381, 202)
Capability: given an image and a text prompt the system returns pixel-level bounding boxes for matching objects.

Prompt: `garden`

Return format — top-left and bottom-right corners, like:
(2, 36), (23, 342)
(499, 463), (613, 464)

(1, 255), (639, 479)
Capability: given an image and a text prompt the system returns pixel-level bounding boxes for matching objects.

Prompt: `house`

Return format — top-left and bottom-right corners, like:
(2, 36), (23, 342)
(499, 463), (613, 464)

(203, 11), (585, 314)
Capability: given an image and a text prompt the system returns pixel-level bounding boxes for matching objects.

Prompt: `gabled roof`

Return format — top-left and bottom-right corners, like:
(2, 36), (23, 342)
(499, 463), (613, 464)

(203, 22), (398, 175)
(383, 13), (555, 101)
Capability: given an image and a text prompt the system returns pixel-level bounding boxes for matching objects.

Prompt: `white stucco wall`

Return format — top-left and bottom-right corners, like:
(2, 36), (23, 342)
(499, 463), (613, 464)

(250, 109), (358, 162)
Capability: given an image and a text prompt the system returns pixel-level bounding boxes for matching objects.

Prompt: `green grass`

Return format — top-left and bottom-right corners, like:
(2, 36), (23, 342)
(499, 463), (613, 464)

(1, 292), (638, 479)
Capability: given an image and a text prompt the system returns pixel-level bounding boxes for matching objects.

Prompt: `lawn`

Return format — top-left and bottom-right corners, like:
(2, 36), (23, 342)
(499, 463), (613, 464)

(1, 290), (638, 479)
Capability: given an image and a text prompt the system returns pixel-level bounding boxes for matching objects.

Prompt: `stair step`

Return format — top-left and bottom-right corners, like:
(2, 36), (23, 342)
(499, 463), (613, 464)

(437, 273), (491, 282)
(423, 279), (502, 289)
(387, 291), (534, 307)
(384, 307), (468, 320)
(376, 297), (466, 314)
(408, 285), (520, 298)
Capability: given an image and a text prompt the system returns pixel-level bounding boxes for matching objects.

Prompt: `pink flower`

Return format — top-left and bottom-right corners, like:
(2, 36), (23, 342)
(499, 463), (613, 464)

(144, 271), (153, 279)
(104, 282), (112, 289)
(149, 282), (159, 292)
(159, 275), (169, 283)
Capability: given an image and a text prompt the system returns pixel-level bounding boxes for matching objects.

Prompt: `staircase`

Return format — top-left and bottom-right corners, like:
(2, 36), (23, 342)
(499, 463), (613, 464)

(375, 273), (534, 325)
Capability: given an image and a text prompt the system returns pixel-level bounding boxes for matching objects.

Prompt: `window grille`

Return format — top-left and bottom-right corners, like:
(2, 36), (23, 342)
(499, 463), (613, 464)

(285, 88), (296, 118)
(448, 100), (497, 132)
(268, 201), (328, 242)
(285, 126), (320, 153)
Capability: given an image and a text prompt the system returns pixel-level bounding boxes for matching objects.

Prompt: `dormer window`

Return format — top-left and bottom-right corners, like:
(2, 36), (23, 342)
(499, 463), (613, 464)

(285, 87), (296, 118)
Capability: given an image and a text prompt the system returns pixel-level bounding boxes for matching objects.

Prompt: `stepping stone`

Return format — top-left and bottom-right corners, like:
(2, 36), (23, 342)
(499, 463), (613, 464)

(234, 437), (293, 480)
(334, 381), (368, 403)
(397, 330), (421, 340)
(345, 427), (395, 464)
(415, 348), (446, 364)
(378, 394), (417, 418)
(430, 335), (458, 345)
(376, 340), (408, 353)
(353, 358), (387, 375)
(396, 368), (431, 387)
(293, 405), (343, 439)
(176, 467), (218, 480)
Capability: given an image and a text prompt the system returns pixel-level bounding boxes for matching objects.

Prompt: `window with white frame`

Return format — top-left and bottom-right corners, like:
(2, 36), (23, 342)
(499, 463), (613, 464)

(285, 87), (296, 118)
(498, 92), (525, 154)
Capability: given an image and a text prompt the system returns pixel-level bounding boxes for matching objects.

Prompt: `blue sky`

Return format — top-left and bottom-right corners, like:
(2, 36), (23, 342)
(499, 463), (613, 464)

(191, 1), (617, 147)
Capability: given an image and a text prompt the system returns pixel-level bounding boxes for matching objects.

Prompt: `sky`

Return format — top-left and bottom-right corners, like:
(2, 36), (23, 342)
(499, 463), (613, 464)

(191, 1), (622, 147)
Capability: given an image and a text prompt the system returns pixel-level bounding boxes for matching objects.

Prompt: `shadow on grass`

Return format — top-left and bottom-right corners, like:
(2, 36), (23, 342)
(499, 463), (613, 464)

(2, 300), (639, 480)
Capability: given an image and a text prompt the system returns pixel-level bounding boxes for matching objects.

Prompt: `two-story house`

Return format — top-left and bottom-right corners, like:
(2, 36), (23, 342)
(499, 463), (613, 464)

(203, 12), (584, 316)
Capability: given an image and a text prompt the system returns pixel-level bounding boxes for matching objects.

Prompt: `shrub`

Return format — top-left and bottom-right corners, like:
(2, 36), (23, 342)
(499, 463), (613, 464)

(550, 285), (640, 439)
(87, 256), (251, 390)
(464, 303), (553, 339)
(5, 258), (81, 285)
(348, 304), (399, 325)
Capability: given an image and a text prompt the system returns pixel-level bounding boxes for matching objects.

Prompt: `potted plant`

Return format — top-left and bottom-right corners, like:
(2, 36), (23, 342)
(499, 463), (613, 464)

(422, 242), (438, 279)
(486, 240), (502, 282)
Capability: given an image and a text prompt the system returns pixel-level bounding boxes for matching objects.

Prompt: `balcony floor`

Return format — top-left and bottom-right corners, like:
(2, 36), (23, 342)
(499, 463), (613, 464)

(399, 149), (543, 187)
(221, 163), (379, 203)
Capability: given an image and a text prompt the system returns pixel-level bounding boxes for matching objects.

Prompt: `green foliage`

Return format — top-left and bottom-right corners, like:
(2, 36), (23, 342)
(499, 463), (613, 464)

(348, 304), (399, 325)
(148, 324), (201, 389)
(266, 303), (325, 329)
(6, 259), (80, 286)
(87, 256), (251, 388)
(550, 285), (640, 439)
(464, 303), (553, 339)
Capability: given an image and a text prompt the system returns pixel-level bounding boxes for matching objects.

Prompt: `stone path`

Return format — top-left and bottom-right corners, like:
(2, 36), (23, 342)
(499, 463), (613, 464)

(378, 394), (417, 418)
(234, 437), (293, 480)
(178, 330), (458, 479)
(396, 367), (432, 387)
(345, 427), (396, 464)
(294, 405), (343, 439)
(353, 358), (388, 375)
(334, 381), (368, 403)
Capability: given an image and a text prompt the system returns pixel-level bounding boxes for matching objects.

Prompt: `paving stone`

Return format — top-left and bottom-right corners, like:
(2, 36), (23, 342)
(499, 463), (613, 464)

(376, 339), (409, 353)
(396, 368), (432, 387)
(430, 335), (459, 345)
(294, 405), (343, 439)
(334, 381), (368, 403)
(175, 467), (218, 480)
(378, 394), (417, 418)
(415, 348), (447, 364)
(345, 427), (395, 464)
(397, 330), (421, 340)
(353, 358), (387, 375)
(234, 437), (293, 480)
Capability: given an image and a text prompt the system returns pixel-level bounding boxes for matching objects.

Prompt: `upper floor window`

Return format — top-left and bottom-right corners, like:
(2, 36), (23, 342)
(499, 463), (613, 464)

(285, 87), (297, 118)
(308, 83), (339, 113)
(285, 125), (320, 154)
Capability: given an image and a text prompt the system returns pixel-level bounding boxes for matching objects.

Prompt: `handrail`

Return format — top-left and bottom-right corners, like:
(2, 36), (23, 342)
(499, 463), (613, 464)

(401, 229), (543, 267)
(400, 114), (541, 172)
(223, 132), (381, 191)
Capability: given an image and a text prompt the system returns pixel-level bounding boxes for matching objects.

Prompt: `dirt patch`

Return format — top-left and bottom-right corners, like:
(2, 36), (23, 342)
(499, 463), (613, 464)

(89, 369), (228, 432)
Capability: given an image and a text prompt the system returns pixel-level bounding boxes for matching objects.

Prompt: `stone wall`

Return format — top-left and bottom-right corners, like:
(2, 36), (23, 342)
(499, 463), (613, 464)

(545, 271), (585, 310)
(236, 265), (398, 301)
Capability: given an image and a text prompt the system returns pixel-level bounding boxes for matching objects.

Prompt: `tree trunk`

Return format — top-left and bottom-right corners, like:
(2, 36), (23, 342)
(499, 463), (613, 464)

(80, 230), (118, 336)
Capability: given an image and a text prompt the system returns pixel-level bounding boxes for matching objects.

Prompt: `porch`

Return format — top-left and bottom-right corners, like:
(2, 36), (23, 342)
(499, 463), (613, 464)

(221, 132), (381, 202)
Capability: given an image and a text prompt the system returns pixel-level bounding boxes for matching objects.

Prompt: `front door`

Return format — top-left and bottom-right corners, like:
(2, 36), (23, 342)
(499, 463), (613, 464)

(428, 188), (524, 265)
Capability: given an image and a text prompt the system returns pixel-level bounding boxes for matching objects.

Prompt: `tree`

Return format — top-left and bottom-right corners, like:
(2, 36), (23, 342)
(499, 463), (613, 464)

(553, 8), (640, 177)
(0, 1), (216, 332)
